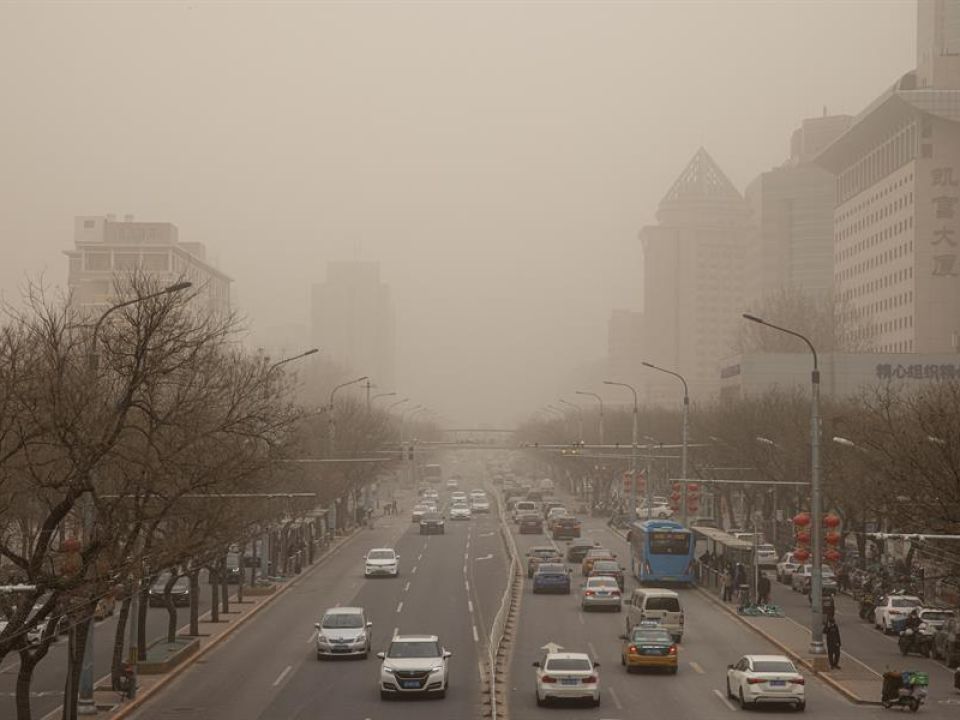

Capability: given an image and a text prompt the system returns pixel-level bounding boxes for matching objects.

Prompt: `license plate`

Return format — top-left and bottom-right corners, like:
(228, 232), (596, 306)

(769, 680), (786, 687)
(402, 680), (420, 689)
(643, 647), (661, 655)
(561, 678), (579, 685)
(597, 591), (608, 596)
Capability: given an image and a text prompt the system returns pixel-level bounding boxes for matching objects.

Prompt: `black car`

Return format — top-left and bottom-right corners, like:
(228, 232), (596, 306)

(518, 513), (543, 535)
(148, 575), (191, 607)
(552, 517), (582, 540)
(419, 512), (445, 535)
(565, 541), (600, 563)
(933, 616), (960, 667)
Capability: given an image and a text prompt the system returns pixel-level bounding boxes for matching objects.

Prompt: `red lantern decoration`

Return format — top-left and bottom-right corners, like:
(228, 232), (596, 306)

(62, 537), (81, 553)
(793, 548), (810, 563)
(825, 531), (841, 546)
(824, 549), (841, 563)
(795, 530), (811, 545)
(792, 512), (811, 527)
(823, 514), (841, 528)
(670, 491), (681, 502)
(687, 499), (700, 513)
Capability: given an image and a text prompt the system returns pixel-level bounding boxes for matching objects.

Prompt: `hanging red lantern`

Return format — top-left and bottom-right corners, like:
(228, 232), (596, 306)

(62, 553), (81, 575)
(793, 548), (810, 563)
(795, 530), (811, 545)
(824, 549), (842, 563)
(670, 491), (681, 502)
(825, 531), (841, 546)
(823, 514), (841, 528)
(687, 499), (700, 513)
(62, 537), (81, 553)
(792, 512), (811, 527)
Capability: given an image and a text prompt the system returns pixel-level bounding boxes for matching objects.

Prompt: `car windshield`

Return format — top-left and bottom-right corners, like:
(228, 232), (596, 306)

(646, 596), (680, 611)
(592, 561), (619, 572)
(753, 660), (796, 673)
(322, 613), (363, 628)
(921, 611), (952, 621)
(758, 545), (776, 553)
(892, 598), (921, 608)
(422, 513), (442, 521)
(586, 549), (611, 558)
(367, 550), (395, 560)
(536, 564), (566, 575)
(452, 504), (469, 510)
(545, 658), (592, 671)
(631, 629), (672, 643)
(388, 641), (440, 658)
(413, 505), (429, 512)
(587, 578), (618, 588)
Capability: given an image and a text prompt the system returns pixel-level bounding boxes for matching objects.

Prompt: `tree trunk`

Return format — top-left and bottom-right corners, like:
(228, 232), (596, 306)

(16, 638), (52, 720)
(209, 566), (220, 623)
(163, 574), (179, 644)
(137, 578), (150, 662)
(188, 569), (200, 636)
(62, 618), (90, 720)
(111, 596), (132, 689)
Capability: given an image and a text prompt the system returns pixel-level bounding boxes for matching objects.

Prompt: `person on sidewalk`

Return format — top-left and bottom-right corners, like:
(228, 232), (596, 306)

(758, 573), (771, 605)
(824, 617), (842, 669)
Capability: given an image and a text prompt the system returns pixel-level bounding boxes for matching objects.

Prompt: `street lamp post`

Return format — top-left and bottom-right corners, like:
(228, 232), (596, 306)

(603, 381), (639, 522)
(371, 391), (397, 405)
(743, 313), (825, 661)
(267, 348), (320, 373)
(387, 397), (409, 412)
(327, 376), (368, 456)
(641, 362), (689, 524)
(79, 280), (193, 715)
(575, 390), (604, 447)
(558, 398), (583, 445)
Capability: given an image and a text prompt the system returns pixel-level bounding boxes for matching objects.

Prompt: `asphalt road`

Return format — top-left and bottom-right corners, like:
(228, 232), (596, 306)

(507, 510), (959, 720)
(124, 492), (507, 720)
(0, 571), (218, 720)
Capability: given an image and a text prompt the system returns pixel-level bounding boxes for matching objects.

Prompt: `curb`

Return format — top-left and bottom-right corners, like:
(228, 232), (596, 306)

(695, 586), (882, 706)
(110, 528), (362, 719)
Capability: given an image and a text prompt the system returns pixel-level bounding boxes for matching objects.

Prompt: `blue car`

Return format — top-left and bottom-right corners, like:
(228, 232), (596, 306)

(532, 563), (571, 594)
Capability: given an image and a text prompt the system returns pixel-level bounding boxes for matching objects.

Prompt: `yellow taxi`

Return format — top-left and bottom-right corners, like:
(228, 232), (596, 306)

(620, 622), (678, 673)
(581, 548), (616, 575)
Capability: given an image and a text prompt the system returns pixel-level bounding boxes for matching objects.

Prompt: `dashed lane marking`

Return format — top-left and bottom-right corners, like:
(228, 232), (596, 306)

(412, 566), (417, 574)
(417, 553), (423, 561)
(272, 665), (292, 687)
(392, 627), (398, 638)
(465, 580), (470, 591)
(475, 553), (494, 561)
(404, 581), (410, 592)
(690, 661), (705, 674)
(468, 600), (474, 613)
(472, 625), (479, 642)
(713, 688), (737, 712)
(587, 641), (598, 659)
(578, 613), (585, 625)
(608, 685), (624, 710)
(396, 601), (403, 613)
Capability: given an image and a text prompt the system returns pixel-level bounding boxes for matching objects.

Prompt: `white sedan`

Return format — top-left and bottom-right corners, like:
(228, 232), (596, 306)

(364, 548), (399, 578)
(875, 594), (923, 634)
(776, 552), (801, 584)
(726, 654), (805, 711)
(534, 652), (600, 707)
(449, 503), (472, 520)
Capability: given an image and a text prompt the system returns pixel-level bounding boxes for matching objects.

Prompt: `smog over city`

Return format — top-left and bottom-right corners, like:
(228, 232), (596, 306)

(0, 2), (916, 425)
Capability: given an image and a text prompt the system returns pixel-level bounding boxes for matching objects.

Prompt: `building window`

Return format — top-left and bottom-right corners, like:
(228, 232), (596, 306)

(85, 252), (110, 271)
(83, 220), (95, 229)
(114, 253), (140, 271)
(142, 253), (170, 272)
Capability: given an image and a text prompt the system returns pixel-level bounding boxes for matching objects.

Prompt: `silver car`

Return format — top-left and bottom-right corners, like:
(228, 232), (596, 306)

(581, 576), (622, 612)
(315, 607), (372, 659)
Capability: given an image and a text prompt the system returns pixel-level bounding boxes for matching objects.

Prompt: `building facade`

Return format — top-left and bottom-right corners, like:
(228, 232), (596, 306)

(639, 148), (752, 403)
(745, 114), (851, 303)
(816, 1), (960, 355)
(65, 214), (231, 316)
(310, 261), (396, 391)
(606, 309), (644, 384)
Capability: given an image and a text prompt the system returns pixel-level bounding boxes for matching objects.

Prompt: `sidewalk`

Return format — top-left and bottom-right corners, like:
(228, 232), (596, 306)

(697, 584), (883, 705)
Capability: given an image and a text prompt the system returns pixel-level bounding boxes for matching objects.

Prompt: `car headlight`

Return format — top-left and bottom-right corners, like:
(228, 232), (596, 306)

(317, 634), (328, 643)
(383, 666), (396, 674)
(430, 664), (444, 673)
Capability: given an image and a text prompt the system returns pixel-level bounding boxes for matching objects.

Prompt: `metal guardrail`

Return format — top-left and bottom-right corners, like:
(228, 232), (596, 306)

(487, 489), (521, 720)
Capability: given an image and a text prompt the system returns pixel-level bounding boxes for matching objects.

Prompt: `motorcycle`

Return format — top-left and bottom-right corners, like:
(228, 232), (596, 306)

(899, 625), (934, 658)
(882, 670), (928, 712)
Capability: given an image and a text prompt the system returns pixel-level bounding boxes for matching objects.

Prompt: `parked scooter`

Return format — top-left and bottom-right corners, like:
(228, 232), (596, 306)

(899, 625), (934, 658)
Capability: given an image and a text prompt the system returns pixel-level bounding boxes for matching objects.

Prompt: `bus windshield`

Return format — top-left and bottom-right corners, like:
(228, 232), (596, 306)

(649, 531), (691, 555)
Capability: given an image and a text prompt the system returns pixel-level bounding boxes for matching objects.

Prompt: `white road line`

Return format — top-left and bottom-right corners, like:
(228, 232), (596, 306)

(472, 625), (479, 642)
(464, 552), (469, 560)
(468, 600), (474, 613)
(393, 627), (398, 638)
(608, 685), (624, 710)
(396, 601), (403, 613)
(713, 688), (737, 712)
(306, 631), (316, 644)
(463, 564), (467, 574)
(578, 613), (585, 625)
(418, 553), (423, 561)
(404, 581), (411, 592)
(689, 660), (705, 674)
(587, 641), (598, 659)
(272, 665), (292, 686)
(465, 580), (470, 591)
(412, 565), (417, 574)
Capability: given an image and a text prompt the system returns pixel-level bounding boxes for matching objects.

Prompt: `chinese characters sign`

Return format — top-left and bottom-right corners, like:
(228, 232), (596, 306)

(875, 363), (960, 380)
(931, 167), (959, 277)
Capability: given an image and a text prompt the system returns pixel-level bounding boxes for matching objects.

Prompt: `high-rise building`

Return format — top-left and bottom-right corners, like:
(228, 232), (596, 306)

(65, 214), (231, 316)
(745, 114), (851, 303)
(816, 0), (960, 355)
(311, 261), (395, 390)
(639, 148), (752, 403)
(606, 309), (644, 384)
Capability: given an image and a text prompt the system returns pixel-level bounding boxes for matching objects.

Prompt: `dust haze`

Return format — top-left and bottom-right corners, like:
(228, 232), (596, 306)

(0, 1), (914, 426)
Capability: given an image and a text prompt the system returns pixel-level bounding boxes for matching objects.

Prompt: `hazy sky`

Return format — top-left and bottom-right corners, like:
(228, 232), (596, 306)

(0, 1), (916, 425)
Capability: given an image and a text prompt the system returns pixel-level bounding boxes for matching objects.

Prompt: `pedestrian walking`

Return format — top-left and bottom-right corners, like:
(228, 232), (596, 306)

(758, 573), (771, 605)
(722, 565), (734, 602)
(824, 617), (842, 669)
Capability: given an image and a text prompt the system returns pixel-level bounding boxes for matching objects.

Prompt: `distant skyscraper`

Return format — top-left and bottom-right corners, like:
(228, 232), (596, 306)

(65, 214), (231, 316)
(745, 114), (852, 303)
(639, 148), (752, 403)
(311, 261), (395, 390)
(816, 0), (960, 354)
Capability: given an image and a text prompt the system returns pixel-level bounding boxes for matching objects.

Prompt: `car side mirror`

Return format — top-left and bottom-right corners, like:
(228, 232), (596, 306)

(376, 652), (385, 659)
(314, 622), (321, 630)
(593, 662), (600, 668)
(532, 661), (541, 667)
(727, 664), (734, 670)
(366, 621), (374, 627)
(618, 634), (627, 640)
(442, 650), (452, 658)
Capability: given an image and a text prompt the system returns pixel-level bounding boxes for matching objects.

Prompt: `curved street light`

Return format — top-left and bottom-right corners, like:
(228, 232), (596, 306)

(603, 380), (639, 521)
(559, 398), (583, 444)
(268, 348), (320, 373)
(327, 376), (368, 455)
(642, 361), (690, 524)
(575, 390), (604, 447)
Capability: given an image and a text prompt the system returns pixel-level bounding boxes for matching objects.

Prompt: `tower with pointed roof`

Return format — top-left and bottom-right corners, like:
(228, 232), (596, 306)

(639, 148), (752, 403)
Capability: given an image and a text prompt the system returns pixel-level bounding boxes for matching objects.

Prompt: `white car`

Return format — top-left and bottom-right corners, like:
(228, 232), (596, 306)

(637, 498), (673, 519)
(470, 497), (491, 513)
(422, 488), (439, 502)
(364, 548), (399, 578)
(533, 651), (600, 707)
(449, 503), (472, 520)
(445, 478), (459, 489)
(776, 552), (801, 583)
(378, 635), (451, 699)
(874, 594), (923, 634)
(411, 504), (431, 523)
(451, 491), (468, 505)
(315, 607), (372, 659)
(756, 544), (778, 569)
(726, 654), (805, 711)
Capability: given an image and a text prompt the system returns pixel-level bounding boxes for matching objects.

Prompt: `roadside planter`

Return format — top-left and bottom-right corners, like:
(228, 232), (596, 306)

(138, 636), (201, 674)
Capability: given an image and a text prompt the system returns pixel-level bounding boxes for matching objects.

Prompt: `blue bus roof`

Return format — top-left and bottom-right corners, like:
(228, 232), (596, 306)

(631, 519), (688, 532)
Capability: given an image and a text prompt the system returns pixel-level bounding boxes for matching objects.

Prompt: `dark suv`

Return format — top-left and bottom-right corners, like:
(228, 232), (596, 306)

(933, 616), (960, 667)
(419, 512), (445, 535)
(552, 517), (581, 540)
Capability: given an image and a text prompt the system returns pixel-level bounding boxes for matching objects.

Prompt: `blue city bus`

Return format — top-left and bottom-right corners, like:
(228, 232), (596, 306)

(628, 519), (696, 585)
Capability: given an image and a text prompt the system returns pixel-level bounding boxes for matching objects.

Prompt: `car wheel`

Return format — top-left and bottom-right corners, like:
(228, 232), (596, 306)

(361, 650), (368, 660)
(316, 651), (323, 661)
(380, 691), (390, 700)
(592, 695), (601, 707)
(670, 666), (678, 674)
(796, 700), (806, 712)
(948, 654), (959, 669)
(616, 604), (622, 612)
(726, 678), (733, 698)
(437, 687), (446, 699)
(536, 690), (545, 707)
(739, 688), (747, 709)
